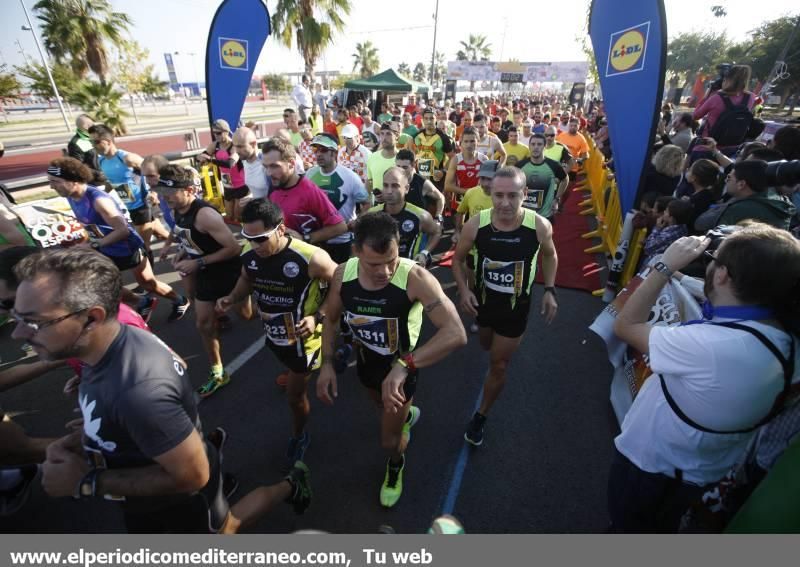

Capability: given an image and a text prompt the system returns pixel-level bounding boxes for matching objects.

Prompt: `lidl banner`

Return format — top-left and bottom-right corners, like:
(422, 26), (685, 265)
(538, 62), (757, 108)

(205, 0), (270, 130)
(589, 0), (667, 214)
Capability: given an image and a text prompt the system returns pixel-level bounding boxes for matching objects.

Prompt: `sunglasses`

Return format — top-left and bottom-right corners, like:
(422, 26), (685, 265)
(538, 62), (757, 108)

(240, 225), (280, 244)
(704, 250), (733, 278)
(545, 134), (556, 137)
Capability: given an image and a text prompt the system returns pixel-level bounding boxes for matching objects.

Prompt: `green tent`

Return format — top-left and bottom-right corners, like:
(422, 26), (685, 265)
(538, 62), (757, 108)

(344, 68), (430, 94)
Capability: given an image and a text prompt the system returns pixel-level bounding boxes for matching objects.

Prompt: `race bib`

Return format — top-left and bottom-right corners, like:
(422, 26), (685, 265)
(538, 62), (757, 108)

(112, 183), (134, 204)
(221, 173), (233, 188)
(262, 312), (297, 346)
(482, 258), (524, 295)
(523, 190), (544, 210)
(417, 158), (433, 178)
(345, 313), (399, 356)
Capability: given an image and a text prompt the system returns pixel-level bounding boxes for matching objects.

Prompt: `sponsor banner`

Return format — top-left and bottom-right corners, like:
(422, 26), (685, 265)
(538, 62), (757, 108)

(13, 198), (88, 249)
(163, 52), (179, 86)
(446, 61), (589, 84)
(205, 0), (271, 130)
(589, 0), (667, 214)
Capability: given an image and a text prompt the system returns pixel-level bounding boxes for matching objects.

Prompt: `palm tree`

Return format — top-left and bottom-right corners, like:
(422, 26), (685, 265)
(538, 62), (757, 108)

(413, 63), (427, 83)
(456, 34), (492, 92)
(70, 81), (128, 134)
(272, 0), (352, 85)
(33, 0), (132, 83)
(140, 73), (168, 108)
(352, 41), (379, 78)
(397, 62), (411, 77)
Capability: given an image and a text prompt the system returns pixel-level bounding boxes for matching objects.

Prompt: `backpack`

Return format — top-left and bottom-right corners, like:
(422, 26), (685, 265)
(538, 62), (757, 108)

(708, 93), (753, 147)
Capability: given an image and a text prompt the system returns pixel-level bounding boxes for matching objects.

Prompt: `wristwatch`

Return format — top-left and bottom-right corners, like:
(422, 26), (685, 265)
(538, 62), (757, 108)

(653, 261), (674, 278)
(77, 468), (104, 499)
(90, 241), (101, 250)
(196, 257), (206, 269)
(544, 286), (557, 298)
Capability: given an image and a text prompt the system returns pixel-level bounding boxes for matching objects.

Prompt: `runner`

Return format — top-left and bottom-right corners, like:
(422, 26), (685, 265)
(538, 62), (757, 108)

(232, 127), (271, 200)
(445, 127), (488, 211)
(316, 211), (466, 506)
(516, 133), (569, 218)
(369, 167), (441, 267)
(473, 114), (507, 166)
(153, 164), (251, 398)
(556, 118), (589, 182)
(217, 198), (337, 466)
(543, 125), (574, 174)
(46, 157), (188, 322)
(413, 108), (454, 191)
(366, 122), (401, 196)
(503, 126), (531, 166)
(395, 149), (445, 219)
(197, 119), (250, 222)
(452, 167), (559, 446)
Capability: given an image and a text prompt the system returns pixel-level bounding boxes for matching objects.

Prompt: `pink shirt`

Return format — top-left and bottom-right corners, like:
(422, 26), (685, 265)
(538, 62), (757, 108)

(693, 91), (755, 136)
(268, 176), (344, 235)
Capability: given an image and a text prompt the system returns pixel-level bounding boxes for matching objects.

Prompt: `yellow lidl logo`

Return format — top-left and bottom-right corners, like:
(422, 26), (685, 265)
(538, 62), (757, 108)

(606, 22), (649, 77)
(219, 37), (249, 71)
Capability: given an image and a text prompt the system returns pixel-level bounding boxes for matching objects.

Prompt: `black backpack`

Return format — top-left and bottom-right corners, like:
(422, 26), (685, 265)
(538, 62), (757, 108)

(708, 93), (753, 147)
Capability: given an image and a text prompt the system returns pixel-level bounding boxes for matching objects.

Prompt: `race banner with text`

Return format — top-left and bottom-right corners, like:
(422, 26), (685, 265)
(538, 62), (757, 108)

(589, 0), (667, 215)
(205, 0), (271, 130)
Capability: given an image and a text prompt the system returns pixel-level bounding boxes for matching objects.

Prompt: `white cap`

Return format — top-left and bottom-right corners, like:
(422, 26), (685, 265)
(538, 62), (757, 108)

(341, 124), (359, 139)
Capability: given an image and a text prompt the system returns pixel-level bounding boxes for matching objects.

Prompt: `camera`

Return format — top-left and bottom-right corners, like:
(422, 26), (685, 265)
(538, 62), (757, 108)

(706, 225), (740, 253)
(765, 160), (800, 187)
(709, 63), (733, 92)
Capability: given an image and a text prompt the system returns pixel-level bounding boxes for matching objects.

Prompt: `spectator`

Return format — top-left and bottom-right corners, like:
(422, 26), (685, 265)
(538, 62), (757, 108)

(693, 65), (755, 148)
(66, 114), (97, 170)
(338, 124), (372, 186)
(658, 112), (695, 154)
(683, 158), (720, 233)
(695, 160), (796, 232)
(644, 145), (683, 197)
(611, 223), (800, 532)
(323, 109), (338, 138)
(770, 125), (800, 161)
(640, 198), (691, 267)
(291, 75), (313, 122)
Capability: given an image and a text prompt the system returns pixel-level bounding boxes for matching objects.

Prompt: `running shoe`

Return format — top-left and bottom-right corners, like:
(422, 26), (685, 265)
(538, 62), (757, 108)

(168, 296), (191, 322)
(197, 369), (230, 398)
(333, 343), (353, 374)
(0, 465), (38, 517)
(275, 372), (289, 387)
(284, 461), (312, 514)
(380, 456), (405, 508)
(464, 412), (487, 447)
(222, 472), (239, 500)
(402, 406), (421, 444)
(286, 430), (310, 465)
(137, 295), (158, 324)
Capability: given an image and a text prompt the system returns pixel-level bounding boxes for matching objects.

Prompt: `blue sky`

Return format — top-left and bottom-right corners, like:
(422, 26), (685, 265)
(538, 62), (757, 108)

(1, 0), (796, 85)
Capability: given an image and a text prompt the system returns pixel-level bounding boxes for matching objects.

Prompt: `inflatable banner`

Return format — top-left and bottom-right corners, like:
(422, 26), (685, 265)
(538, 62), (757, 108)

(205, 0), (271, 130)
(589, 0), (667, 215)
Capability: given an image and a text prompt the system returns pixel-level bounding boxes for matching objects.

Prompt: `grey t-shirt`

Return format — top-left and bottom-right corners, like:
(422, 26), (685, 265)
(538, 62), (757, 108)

(79, 325), (199, 469)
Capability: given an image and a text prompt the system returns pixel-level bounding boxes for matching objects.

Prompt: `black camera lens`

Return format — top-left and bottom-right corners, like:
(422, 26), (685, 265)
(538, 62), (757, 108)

(765, 160), (800, 187)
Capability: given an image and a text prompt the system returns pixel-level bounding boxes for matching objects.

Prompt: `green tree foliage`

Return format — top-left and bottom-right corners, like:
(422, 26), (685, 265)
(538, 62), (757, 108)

(272, 0), (351, 84)
(15, 61), (80, 99)
(0, 72), (22, 99)
(413, 62), (427, 82)
(352, 41), (380, 78)
(111, 40), (155, 94)
(328, 73), (358, 90)
(33, 0), (132, 83)
(456, 34), (492, 62)
(70, 81), (128, 135)
(397, 62), (411, 77)
(666, 31), (731, 88)
(428, 51), (446, 88)
(140, 74), (168, 99)
(262, 73), (291, 93)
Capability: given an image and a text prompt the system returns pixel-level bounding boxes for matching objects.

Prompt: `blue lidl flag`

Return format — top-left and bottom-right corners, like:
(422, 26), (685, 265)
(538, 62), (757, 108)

(206, 0), (270, 130)
(589, 0), (667, 214)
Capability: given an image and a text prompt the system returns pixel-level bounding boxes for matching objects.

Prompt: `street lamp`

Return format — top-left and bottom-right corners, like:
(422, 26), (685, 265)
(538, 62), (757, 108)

(19, 0), (71, 131)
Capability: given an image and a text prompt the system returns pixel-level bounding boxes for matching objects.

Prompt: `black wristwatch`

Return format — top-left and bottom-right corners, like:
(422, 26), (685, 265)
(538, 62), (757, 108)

(314, 311), (326, 326)
(77, 468), (103, 499)
(544, 286), (557, 298)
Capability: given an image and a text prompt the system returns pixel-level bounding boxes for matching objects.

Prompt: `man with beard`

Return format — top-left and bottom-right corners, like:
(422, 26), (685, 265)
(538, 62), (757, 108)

(516, 133), (568, 219)
(556, 118), (589, 182)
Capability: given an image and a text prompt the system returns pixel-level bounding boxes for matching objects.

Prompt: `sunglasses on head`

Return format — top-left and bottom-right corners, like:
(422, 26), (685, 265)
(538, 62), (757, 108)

(240, 225), (280, 244)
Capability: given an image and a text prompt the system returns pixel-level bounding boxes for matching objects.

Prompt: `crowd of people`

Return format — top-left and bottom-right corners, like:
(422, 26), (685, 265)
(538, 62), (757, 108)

(0, 76), (799, 535)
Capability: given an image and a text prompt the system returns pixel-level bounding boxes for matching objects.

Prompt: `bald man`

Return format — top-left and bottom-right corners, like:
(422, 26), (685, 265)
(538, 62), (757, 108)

(232, 127), (270, 199)
(67, 114), (97, 169)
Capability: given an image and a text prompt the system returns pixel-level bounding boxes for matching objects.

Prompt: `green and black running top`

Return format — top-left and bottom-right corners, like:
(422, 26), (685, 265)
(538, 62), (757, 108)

(240, 237), (324, 355)
(341, 257), (423, 364)
(369, 202), (426, 259)
(474, 208), (540, 310)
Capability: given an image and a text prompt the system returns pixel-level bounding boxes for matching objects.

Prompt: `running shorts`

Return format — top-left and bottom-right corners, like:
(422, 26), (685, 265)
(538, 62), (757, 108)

(223, 185), (250, 201)
(355, 344), (418, 400)
(194, 260), (240, 302)
(265, 339), (321, 374)
(321, 240), (352, 265)
(107, 248), (144, 272)
(476, 298), (531, 339)
(129, 204), (153, 226)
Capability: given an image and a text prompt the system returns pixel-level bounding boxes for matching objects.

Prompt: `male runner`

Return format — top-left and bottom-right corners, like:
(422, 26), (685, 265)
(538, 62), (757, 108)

(369, 167), (441, 267)
(516, 133), (569, 218)
(444, 127), (487, 209)
(452, 167), (559, 446)
(413, 108), (454, 183)
(473, 115), (507, 166)
(217, 199), (337, 466)
(366, 122), (401, 195)
(316, 212), (466, 507)
(543, 125), (574, 174)
(154, 165), (251, 398)
(395, 149), (445, 218)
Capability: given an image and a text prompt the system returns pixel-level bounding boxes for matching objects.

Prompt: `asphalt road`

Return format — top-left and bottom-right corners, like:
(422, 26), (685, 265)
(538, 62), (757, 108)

(0, 226), (617, 534)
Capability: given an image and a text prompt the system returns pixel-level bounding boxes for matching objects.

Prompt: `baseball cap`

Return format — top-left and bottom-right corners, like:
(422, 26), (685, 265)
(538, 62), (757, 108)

(381, 121), (400, 133)
(478, 160), (500, 179)
(211, 119), (231, 133)
(310, 134), (339, 151)
(341, 124), (359, 139)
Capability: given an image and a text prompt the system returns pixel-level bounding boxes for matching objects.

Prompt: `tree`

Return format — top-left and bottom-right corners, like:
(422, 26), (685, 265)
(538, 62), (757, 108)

(271, 0), (352, 85)
(329, 73), (358, 90)
(352, 41), (379, 78)
(456, 34), (492, 62)
(70, 81), (128, 135)
(413, 62), (427, 82)
(711, 5), (727, 18)
(33, 0), (132, 83)
(15, 61), (81, 100)
(427, 51), (446, 89)
(140, 73), (168, 106)
(111, 40), (154, 94)
(262, 73), (291, 94)
(666, 31), (731, 91)
(397, 62), (411, 77)
(0, 72), (21, 99)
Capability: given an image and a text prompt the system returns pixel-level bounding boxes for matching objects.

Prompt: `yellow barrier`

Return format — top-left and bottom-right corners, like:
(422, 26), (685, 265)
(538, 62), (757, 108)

(200, 164), (226, 215)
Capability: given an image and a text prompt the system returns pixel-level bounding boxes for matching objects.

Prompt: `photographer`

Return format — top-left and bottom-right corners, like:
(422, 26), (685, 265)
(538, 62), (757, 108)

(693, 65), (755, 153)
(609, 224), (800, 532)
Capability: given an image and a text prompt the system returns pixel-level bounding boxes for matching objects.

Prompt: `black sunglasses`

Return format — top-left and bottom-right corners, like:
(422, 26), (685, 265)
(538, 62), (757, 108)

(704, 250), (733, 278)
(545, 134), (556, 137)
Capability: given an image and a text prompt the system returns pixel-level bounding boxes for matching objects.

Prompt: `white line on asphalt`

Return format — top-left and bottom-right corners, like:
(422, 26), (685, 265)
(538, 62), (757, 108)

(227, 337), (265, 375)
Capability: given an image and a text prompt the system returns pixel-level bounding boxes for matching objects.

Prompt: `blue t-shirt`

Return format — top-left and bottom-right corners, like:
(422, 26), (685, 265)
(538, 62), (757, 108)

(98, 150), (145, 210)
(69, 185), (144, 257)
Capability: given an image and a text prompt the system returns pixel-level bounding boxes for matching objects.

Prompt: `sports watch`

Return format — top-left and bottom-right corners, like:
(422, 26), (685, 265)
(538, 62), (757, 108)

(653, 261), (674, 278)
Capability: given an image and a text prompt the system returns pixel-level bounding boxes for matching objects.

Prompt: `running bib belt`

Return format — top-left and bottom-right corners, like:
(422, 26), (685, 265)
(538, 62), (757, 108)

(474, 208), (540, 310)
(341, 257), (422, 362)
(262, 312), (297, 346)
(369, 202), (426, 259)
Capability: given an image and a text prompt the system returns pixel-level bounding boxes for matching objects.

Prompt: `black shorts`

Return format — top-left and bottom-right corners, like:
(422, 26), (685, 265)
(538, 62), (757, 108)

(107, 248), (145, 272)
(265, 339), (321, 374)
(355, 344), (418, 400)
(476, 299), (531, 339)
(194, 260), (240, 302)
(321, 240), (352, 265)
(223, 185), (250, 201)
(129, 204), (153, 226)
